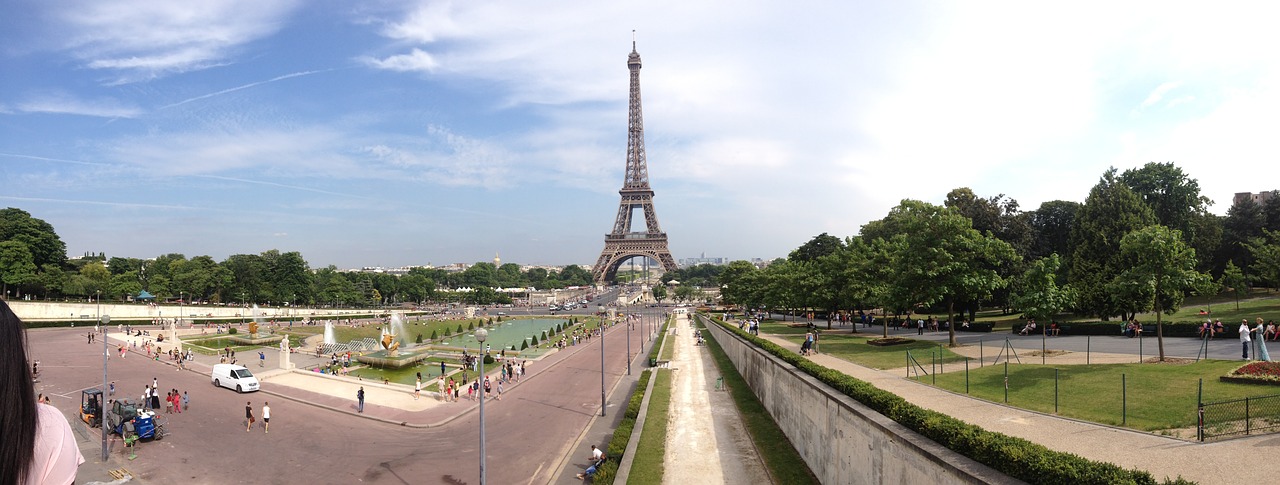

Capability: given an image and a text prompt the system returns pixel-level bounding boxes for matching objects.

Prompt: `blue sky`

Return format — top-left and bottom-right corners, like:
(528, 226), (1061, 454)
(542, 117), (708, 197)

(3, 1), (1279, 269)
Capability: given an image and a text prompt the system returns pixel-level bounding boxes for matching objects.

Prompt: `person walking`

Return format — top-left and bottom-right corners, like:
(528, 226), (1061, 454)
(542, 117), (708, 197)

(414, 375), (422, 401)
(245, 401), (255, 432)
(1240, 319), (1252, 359)
(259, 351), (266, 367)
(357, 387), (365, 413)
(182, 391), (190, 412)
(262, 402), (271, 433)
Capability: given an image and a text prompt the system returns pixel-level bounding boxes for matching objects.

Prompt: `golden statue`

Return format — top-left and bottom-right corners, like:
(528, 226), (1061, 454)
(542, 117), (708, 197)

(381, 329), (400, 356)
(249, 321), (259, 336)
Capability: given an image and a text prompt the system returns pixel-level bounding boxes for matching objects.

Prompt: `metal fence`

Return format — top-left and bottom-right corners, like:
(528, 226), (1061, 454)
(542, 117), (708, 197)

(1199, 392), (1280, 441)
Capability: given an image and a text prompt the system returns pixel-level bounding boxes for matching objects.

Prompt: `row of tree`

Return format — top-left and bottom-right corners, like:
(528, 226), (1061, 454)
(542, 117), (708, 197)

(0, 207), (595, 306)
(695, 163), (1280, 361)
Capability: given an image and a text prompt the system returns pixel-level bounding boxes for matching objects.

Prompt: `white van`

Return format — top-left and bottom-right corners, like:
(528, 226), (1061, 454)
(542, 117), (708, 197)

(211, 364), (260, 393)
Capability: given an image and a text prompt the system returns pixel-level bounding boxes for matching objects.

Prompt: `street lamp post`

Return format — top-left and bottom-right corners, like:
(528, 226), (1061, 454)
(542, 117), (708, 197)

(626, 315), (631, 375)
(95, 290), (101, 323)
(100, 314), (110, 461)
(600, 317), (606, 417)
(179, 291), (184, 327)
(475, 327), (488, 485)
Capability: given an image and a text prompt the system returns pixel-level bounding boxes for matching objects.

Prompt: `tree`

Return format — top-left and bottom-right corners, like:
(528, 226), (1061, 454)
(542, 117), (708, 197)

(0, 240), (37, 296)
(789, 233), (844, 263)
(1118, 162), (1211, 242)
(1012, 254), (1075, 322)
(878, 200), (1019, 346)
(716, 260), (759, 307)
(1112, 225), (1209, 361)
(651, 285), (667, 305)
(1027, 200), (1081, 263)
(0, 208), (67, 270)
(1218, 197), (1264, 277)
(1245, 229), (1280, 291)
(1220, 261), (1248, 311)
(1069, 168), (1155, 319)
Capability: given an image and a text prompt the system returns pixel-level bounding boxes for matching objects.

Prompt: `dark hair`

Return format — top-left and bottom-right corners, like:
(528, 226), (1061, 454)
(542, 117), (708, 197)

(0, 300), (37, 484)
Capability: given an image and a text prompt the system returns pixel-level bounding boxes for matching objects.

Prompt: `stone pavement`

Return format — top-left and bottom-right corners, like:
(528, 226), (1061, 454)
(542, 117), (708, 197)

(32, 314), (670, 484)
(756, 330), (1280, 484)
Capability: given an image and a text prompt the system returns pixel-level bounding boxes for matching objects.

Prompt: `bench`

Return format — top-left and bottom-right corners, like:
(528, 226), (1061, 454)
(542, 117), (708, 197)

(649, 358), (670, 368)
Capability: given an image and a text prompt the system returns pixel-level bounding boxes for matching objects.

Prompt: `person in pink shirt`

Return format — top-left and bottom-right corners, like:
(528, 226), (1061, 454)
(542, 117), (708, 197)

(2, 300), (85, 485)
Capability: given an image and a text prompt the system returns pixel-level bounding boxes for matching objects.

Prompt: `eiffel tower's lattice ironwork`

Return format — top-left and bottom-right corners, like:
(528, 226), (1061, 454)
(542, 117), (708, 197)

(592, 42), (678, 284)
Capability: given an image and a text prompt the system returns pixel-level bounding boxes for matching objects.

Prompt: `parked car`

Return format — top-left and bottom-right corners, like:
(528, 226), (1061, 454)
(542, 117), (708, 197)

(211, 363), (260, 393)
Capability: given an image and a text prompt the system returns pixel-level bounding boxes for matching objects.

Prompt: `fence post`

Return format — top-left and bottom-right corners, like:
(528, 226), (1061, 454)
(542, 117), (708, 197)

(939, 343), (944, 374)
(1139, 335), (1143, 363)
(1042, 334), (1046, 365)
(1055, 368), (1059, 414)
(906, 350), (910, 378)
(932, 351), (937, 385)
(965, 357), (970, 394)
(1197, 378), (1204, 442)
(1246, 397), (1251, 436)
(980, 339), (984, 368)
(1122, 373), (1127, 426)
(1004, 360), (1009, 403)
(1087, 335), (1091, 365)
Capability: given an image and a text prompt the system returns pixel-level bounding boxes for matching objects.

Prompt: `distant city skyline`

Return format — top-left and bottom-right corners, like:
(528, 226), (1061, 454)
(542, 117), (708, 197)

(5, 2), (1279, 269)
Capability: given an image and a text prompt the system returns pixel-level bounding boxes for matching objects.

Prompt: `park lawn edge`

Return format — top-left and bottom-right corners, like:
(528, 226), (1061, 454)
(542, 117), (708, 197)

(626, 368), (673, 485)
(698, 317), (820, 484)
(706, 313), (1194, 485)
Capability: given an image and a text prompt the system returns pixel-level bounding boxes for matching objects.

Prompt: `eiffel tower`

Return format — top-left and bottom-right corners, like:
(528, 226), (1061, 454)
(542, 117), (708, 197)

(591, 41), (678, 284)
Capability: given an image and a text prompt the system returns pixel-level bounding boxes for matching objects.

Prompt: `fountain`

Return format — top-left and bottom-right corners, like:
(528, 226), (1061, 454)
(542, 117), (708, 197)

(356, 312), (431, 369)
(228, 303), (284, 346)
(323, 321), (336, 345)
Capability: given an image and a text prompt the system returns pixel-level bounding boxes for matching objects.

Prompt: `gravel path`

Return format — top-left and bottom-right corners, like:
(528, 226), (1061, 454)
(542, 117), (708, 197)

(664, 314), (770, 485)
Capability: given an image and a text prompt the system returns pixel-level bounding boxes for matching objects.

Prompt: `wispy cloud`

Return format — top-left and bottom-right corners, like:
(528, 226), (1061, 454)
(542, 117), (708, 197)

(160, 69), (336, 109)
(52, 0), (303, 82)
(361, 48), (439, 73)
(0, 195), (200, 211)
(0, 153), (118, 167)
(15, 93), (142, 118)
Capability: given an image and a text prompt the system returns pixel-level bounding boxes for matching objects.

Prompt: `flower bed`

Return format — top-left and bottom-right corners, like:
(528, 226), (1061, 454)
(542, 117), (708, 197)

(1221, 361), (1280, 386)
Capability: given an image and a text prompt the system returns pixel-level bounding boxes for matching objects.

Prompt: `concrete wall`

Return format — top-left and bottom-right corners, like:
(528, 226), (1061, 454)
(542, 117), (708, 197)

(704, 320), (1020, 485)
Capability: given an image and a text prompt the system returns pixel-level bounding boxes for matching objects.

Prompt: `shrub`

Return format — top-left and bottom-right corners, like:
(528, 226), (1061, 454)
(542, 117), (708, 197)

(531, 335), (539, 346)
(541, 330), (548, 340)
(228, 328), (238, 335)
(415, 333), (423, 344)
(593, 369), (653, 484)
(520, 340), (528, 350)
(430, 330), (438, 340)
(444, 327), (452, 337)
(456, 324), (464, 333)
(468, 321), (475, 330)
(483, 354), (495, 365)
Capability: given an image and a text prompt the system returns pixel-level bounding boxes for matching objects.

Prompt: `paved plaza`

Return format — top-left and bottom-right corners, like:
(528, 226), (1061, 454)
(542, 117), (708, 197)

(29, 313), (664, 485)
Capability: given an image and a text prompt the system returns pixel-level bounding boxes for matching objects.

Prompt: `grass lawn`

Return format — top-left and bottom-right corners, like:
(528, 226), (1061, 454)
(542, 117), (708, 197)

(930, 359), (1278, 432)
(627, 368), (672, 485)
(700, 319), (819, 484)
(776, 333), (968, 370)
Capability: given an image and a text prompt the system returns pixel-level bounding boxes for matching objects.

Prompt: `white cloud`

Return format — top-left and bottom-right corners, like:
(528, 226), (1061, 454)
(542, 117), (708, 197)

(16, 93), (142, 118)
(51, 0), (303, 81)
(361, 48), (440, 73)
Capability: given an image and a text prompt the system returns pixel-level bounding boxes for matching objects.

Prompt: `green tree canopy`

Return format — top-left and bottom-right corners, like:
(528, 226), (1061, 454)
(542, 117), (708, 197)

(1069, 168), (1155, 319)
(1112, 225), (1209, 360)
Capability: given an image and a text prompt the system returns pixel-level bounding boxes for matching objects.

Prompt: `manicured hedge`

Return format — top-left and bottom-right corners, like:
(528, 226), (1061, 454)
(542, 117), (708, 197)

(647, 317), (670, 364)
(592, 369), (653, 484)
(707, 315), (1193, 485)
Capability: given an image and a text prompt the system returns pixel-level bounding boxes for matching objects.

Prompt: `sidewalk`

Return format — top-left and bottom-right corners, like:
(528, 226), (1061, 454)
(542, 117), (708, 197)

(756, 332), (1276, 484)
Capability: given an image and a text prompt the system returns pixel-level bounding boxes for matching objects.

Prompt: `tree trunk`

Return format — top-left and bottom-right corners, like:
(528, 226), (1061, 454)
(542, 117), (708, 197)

(1155, 294), (1165, 362)
(947, 298), (957, 347)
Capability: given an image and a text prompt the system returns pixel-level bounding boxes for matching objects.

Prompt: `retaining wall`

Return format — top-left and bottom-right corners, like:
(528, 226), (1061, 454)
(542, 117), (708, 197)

(704, 320), (1020, 485)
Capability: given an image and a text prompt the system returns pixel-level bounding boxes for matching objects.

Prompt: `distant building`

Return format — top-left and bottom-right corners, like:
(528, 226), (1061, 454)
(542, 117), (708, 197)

(679, 252), (727, 267)
(1234, 191), (1278, 206)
